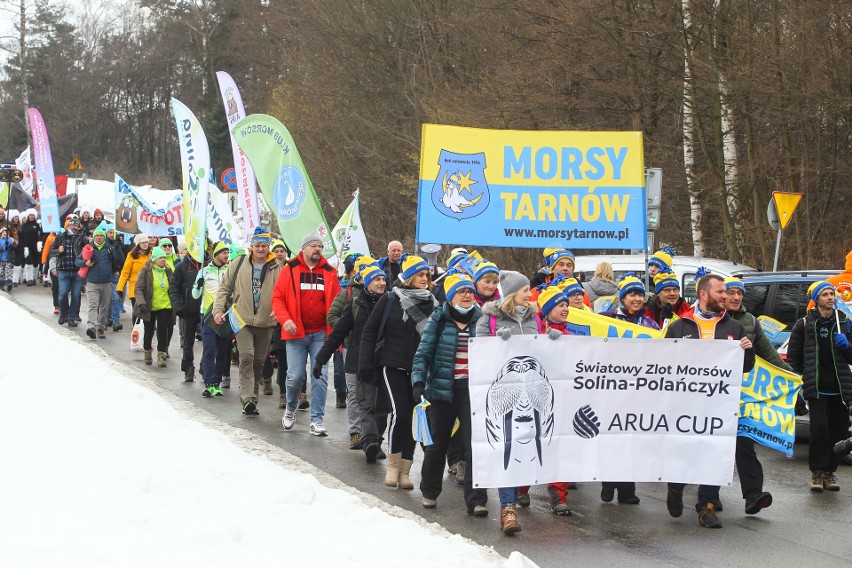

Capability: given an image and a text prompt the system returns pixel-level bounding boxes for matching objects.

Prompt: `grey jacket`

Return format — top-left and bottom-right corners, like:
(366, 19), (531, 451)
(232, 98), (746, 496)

(475, 300), (541, 337)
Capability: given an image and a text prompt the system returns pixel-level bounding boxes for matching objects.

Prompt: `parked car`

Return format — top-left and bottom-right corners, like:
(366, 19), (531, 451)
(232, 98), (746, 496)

(574, 254), (757, 302)
(736, 270), (841, 347)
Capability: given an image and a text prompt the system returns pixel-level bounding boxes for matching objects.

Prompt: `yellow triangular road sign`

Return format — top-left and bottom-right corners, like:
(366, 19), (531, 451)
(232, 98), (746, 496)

(772, 192), (802, 230)
(69, 155), (83, 171)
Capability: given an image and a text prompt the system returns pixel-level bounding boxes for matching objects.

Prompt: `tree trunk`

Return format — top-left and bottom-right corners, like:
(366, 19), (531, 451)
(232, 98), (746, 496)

(681, 0), (703, 257)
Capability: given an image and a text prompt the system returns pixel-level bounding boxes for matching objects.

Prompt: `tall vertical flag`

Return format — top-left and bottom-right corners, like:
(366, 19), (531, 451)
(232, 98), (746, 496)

(216, 71), (261, 238)
(171, 98), (210, 263)
(231, 114), (335, 257)
(331, 190), (371, 261)
(0, 182), (8, 208)
(27, 108), (61, 232)
(14, 147), (33, 195)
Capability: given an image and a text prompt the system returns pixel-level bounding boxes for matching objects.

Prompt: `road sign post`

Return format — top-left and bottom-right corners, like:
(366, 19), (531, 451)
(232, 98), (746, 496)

(767, 192), (803, 271)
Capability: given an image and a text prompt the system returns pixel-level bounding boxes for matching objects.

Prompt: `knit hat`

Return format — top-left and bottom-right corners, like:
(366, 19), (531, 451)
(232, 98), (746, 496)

(229, 245), (247, 261)
(444, 273), (475, 302)
(354, 255), (376, 273)
(648, 248), (674, 271)
(543, 248), (574, 268)
(499, 270), (530, 298)
(401, 255), (429, 280)
(808, 281), (833, 303)
(301, 231), (322, 249)
(537, 284), (569, 317)
(9, 210), (19, 220)
(342, 251), (362, 274)
(361, 265), (387, 289)
(655, 271), (681, 294)
(446, 250), (468, 270)
(94, 208), (103, 217)
(92, 227), (106, 239)
(723, 277), (744, 292)
(249, 226), (271, 246)
(213, 241), (229, 257)
(473, 260), (499, 282)
(151, 246), (167, 261)
(558, 277), (584, 297)
(618, 276), (645, 301)
(133, 234), (148, 246)
(271, 239), (287, 252)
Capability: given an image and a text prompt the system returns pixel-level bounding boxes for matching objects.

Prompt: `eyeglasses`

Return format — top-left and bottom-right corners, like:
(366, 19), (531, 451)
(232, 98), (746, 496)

(456, 289), (475, 296)
(726, 289), (744, 297)
(160, 244), (173, 248)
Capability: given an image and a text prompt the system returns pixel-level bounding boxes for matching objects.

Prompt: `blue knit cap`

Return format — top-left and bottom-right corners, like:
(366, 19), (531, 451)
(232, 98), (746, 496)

(654, 270), (681, 294)
(809, 281), (833, 303)
(618, 276), (645, 301)
(249, 226), (271, 246)
(401, 255), (429, 280)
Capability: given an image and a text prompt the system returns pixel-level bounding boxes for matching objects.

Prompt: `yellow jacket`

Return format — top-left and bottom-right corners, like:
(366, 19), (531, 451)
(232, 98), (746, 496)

(117, 251), (152, 298)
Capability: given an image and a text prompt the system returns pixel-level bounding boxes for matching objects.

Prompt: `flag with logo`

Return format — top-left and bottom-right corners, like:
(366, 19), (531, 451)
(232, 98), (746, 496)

(0, 182), (8, 209)
(14, 147), (33, 195)
(27, 108), (62, 232)
(231, 114), (334, 257)
(739, 357), (802, 456)
(331, 190), (370, 261)
(171, 98), (210, 264)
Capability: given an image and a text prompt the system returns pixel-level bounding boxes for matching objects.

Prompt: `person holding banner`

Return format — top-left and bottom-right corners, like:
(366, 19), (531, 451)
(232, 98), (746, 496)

(475, 270), (542, 535)
(358, 255), (437, 484)
(646, 271), (692, 329)
(787, 281), (852, 493)
(412, 274), (489, 516)
(664, 274), (754, 529)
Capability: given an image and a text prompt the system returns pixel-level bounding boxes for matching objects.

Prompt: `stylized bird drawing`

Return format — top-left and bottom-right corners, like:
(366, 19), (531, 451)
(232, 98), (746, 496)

(440, 170), (483, 214)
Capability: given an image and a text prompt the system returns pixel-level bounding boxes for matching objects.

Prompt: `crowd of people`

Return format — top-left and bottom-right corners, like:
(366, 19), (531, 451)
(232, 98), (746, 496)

(2, 204), (851, 536)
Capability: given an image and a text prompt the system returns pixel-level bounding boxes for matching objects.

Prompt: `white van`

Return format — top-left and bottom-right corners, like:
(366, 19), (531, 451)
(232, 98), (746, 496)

(573, 254), (757, 302)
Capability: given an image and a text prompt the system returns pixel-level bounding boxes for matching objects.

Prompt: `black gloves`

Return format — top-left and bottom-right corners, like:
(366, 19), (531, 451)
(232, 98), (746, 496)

(412, 382), (426, 403)
(312, 362), (323, 380)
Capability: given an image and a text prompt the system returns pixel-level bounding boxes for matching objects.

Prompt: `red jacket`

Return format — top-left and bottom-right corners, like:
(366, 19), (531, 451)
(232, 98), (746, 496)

(272, 252), (341, 340)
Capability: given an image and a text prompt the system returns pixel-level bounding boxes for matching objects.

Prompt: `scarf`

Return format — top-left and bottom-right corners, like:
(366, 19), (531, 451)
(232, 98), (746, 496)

(449, 304), (475, 325)
(393, 287), (438, 334)
(695, 306), (723, 320)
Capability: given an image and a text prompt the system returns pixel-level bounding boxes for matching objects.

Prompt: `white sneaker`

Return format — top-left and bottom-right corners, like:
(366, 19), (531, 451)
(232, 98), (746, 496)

(309, 422), (327, 436)
(282, 409), (296, 430)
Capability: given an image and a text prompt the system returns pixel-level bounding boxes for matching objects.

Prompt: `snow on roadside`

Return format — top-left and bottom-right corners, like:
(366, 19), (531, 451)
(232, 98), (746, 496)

(0, 296), (534, 568)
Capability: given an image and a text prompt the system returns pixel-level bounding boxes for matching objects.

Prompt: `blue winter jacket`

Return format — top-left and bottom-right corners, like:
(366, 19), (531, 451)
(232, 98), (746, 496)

(0, 236), (16, 263)
(76, 242), (122, 284)
(411, 302), (481, 403)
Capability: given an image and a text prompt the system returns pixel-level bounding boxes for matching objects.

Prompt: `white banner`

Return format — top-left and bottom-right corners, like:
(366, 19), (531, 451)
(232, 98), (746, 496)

(469, 335), (744, 488)
(208, 179), (242, 245)
(331, 191), (370, 262)
(14, 147), (33, 195)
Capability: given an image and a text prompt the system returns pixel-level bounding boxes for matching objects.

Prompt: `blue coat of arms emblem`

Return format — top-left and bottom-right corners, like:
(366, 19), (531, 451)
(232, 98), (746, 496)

(430, 150), (490, 220)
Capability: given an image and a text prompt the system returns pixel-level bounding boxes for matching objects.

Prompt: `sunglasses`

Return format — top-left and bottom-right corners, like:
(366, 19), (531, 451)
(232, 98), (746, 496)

(160, 243), (173, 248)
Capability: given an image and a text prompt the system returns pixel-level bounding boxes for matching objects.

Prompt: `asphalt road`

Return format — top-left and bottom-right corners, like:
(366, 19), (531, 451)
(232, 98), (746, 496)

(10, 284), (852, 567)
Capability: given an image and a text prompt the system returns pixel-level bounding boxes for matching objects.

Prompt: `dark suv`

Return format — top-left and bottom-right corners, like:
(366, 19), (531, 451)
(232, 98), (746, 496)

(735, 270), (840, 347)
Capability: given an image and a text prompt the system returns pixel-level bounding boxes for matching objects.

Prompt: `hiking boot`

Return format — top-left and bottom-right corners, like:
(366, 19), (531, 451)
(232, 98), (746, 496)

(364, 442), (381, 463)
(156, 352), (167, 367)
(262, 378), (273, 396)
(698, 503), (722, 528)
(422, 498), (437, 509)
(376, 448), (387, 460)
(183, 369), (194, 382)
(600, 485), (615, 503)
(618, 493), (640, 505)
(86, 327), (96, 339)
(298, 392), (310, 411)
(336, 392), (347, 408)
(278, 394), (286, 409)
(58, 315), (67, 325)
(470, 505), (488, 517)
(113, 323), (123, 332)
(202, 386), (214, 398)
(69, 320), (78, 327)
(221, 376), (231, 389)
(744, 491), (773, 515)
(666, 484), (684, 517)
(455, 461), (466, 485)
(211, 385), (224, 397)
(552, 503), (572, 516)
(282, 409), (296, 429)
(349, 433), (362, 450)
(309, 422), (328, 437)
(823, 472), (840, 491)
(517, 493), (531, 508)
(810, 471), (824, 492)
(242, 400), (259, 416)
(144, 350), (153, 365)
(500, 505), (521, 535)
(97, 328), (106, 339)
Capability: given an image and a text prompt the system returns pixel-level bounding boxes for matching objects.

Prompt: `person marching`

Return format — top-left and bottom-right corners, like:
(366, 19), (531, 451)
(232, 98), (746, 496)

(134, 246), (175, 367)
(117, 234), (152, 313)
(78, 226), (123, 339)
(170, 245), (202, 382)
(52, 216), (89, 327)
(17, 209), (42, 286)
(413, 273), (489, 516)
(0, 226), (16, 291)
(194, 242), (231, 398)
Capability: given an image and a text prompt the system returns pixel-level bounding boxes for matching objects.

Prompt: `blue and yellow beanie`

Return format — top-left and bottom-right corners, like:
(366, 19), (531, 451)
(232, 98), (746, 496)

(538, 284), (569, 317)
(808, 281), (833, 303)
(249, 226), (271, 246)
(648, 248), (674, 271)
(654, 271), (681, 294)
(444, 273), (475, 302)
(361, 265), (387, 289)
(543, 248), (574, 268)
(401, 255), (429, 280)
(618, 276), (645, 301)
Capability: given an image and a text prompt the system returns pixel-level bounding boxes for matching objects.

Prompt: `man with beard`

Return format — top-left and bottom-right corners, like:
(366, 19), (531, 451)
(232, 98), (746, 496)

(664, 273), (755, 529)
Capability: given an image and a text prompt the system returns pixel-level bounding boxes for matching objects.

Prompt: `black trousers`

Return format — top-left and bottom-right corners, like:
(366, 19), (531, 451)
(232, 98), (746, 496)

(360, 375), (391, 450)
(143, 309), (173, 352)
(420, 380), (487, 511)
(808, 396), (851, 473)
(735, 437), (764, 498)
(381, 366), (416, 459)
(180, 314), (200, 372)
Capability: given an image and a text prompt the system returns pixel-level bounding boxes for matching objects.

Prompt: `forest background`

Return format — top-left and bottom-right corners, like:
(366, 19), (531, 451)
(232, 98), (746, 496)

(0, 0), (849, 272)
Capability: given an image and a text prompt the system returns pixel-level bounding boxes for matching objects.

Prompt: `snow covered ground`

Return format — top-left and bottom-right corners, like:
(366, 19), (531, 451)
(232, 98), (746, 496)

(0, 296), (534, 568)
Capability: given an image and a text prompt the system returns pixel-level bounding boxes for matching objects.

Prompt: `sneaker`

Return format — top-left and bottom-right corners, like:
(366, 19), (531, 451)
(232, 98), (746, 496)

(422, 498), (437, 509)
(470, 505), (488, 517)
(221, 376), (231, 389)
(211, 385), (224, 397)
(309, 422), (328, 436)
(744, 491), (773, 515)
(202, 386), (215, 398)
(810, 471), (824, 493)
(364, 442), (381, 463)
(666, 484), (684, 517)
(113, 323), (123, 332)
(86, 327), (96, 339)
(53, 307), (60, 315)
(455, 461), (466, 485)
(282, 409), (296, 429)
(297, 392), (310, 411)
(551, 503), (572, 516)
(823, 472), (840, 491)
(698, 503), (722, 528)
(500, 505), (521, 535)
(517, 493), (531, 508)
(242, 400), (259, 416)
(349, 433), (362, 450)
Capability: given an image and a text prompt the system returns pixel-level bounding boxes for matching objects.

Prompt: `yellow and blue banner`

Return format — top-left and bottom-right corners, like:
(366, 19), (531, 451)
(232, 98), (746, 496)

(565, 307), (662, 339)
(757, 315), (785, 341)
(417, 125), (646, 249)
(171, 98), (210, 264)
(227, 305), (247, 334)
(739, 358), (802, 456)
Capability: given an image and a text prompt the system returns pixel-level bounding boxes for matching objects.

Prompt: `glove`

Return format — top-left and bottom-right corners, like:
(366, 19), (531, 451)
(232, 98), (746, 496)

(835, 332), (850, 350)
(412, 382), (426, 403)
(547, 328), (563, 341)
(117, 291), (125, 301)
(24, 247), (29, 257)
(195, 276), (204, 289)
(312, 362), (323, 380)
(496, 327), (512, 341)
(795, 393), (808, 416)
(37, 241), (43, 253)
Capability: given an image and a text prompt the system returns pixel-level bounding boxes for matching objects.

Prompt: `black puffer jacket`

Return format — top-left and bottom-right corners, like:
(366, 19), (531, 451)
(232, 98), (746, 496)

(316, 287), (382, 373)
(787, 309), (852, 403)
(359, 289), (436, 378)
(169, 256), (202, 317)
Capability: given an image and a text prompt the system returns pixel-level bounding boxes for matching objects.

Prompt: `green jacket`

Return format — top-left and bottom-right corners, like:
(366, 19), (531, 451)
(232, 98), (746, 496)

(411, 302), (481, 403)
(327, 282), (363, 346)
(730, 308), (791, 370)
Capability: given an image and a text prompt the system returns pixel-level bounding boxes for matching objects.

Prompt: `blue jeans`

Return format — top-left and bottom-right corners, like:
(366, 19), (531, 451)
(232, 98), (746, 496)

(110, 274), (121, 324)
(498, 487), (517, 507)
(200, 322), (231, 386)
(285, 331), (328, 423)
(57, 270), (83, 321)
